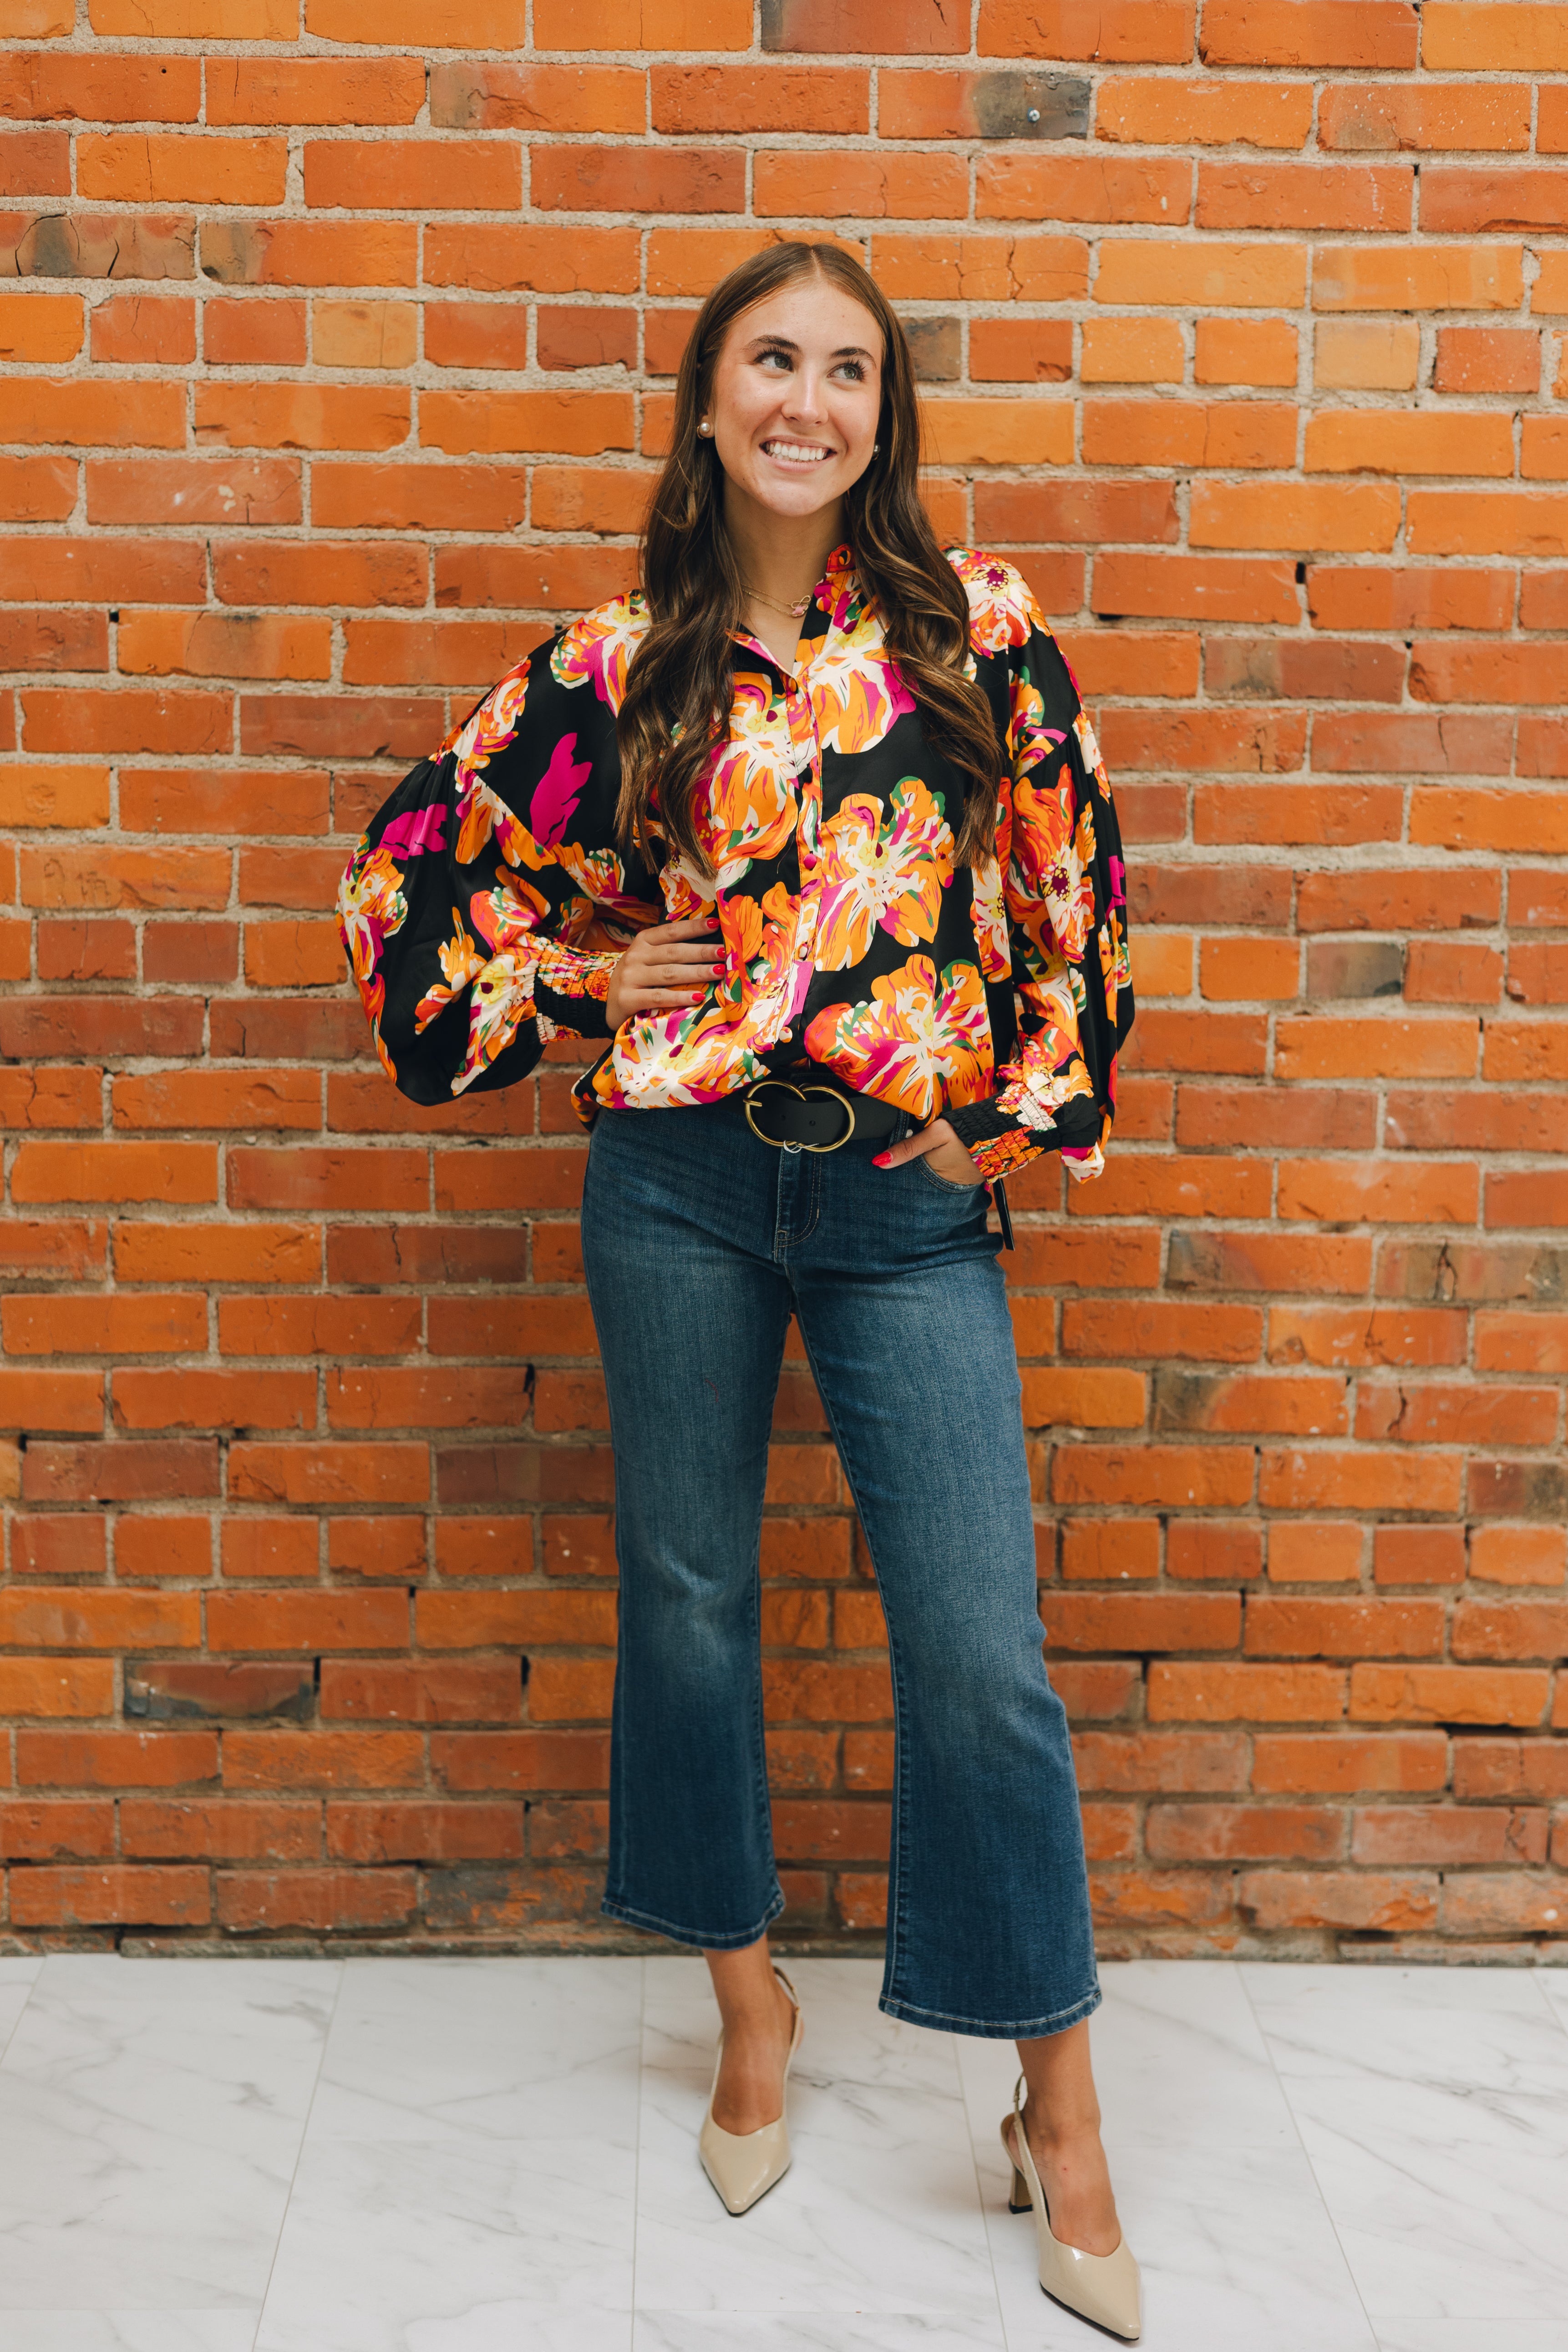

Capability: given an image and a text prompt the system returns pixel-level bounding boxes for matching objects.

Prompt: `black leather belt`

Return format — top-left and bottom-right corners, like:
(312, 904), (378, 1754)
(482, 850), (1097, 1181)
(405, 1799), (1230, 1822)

(741, 1072), (900, 1153)
(739, 1069), (1014, 1246)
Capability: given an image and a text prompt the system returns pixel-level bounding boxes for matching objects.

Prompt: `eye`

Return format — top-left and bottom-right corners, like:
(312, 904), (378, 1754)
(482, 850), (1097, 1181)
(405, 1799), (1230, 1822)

(756, 346), (792, 371)
(835, 359), (867, 383)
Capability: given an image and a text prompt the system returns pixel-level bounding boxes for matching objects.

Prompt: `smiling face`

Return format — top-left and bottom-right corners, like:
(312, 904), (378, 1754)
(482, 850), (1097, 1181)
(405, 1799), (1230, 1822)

(704, 276), (884, 527)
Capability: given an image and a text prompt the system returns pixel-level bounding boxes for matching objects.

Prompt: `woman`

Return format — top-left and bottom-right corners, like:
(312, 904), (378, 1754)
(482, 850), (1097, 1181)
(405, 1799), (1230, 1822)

(339, 241), (1138, 2340)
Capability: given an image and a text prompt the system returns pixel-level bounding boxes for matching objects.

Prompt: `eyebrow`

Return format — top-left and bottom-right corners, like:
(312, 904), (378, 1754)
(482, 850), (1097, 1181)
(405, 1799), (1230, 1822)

(746, 334), (878, 363)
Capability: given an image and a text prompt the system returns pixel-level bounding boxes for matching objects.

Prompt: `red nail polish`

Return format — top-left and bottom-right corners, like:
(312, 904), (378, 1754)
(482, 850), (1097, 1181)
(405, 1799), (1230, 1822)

(872, 1151), (891, 1168)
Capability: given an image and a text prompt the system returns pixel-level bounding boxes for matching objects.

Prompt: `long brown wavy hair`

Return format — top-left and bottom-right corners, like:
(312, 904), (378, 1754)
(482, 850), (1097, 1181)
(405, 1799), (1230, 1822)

(614, 241), (1003, 877)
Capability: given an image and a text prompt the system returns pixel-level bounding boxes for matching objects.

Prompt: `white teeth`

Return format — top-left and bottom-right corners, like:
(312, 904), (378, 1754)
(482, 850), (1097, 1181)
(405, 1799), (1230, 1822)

(763, 441), (830, 463)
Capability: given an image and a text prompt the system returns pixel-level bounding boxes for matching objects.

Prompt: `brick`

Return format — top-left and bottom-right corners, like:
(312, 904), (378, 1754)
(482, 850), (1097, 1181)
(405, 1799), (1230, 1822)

(0, 56), (202, 122)
(1314, 245), (1522, 313)
(1453, 1600), (1568, 1664)
(1313, 319), (1419, 394)
(1094, 239), (1305, 309)
(1265, 1433), (1462, 1513)
(1296, 868), (1501, 934)
(1267, 1523), (1364, 1583)
(977, 0), (1196, 63)
(1199, 2), (1416, 69)
(1307, 410), (1513, 479)
(0, 1801), (116, 1860)
(1318, 84), (1531, 153)
(978, 154), (1190, 226)
(208, 58), (426, 125)
(1424, 170), (1568, 237)
(766, 0), (964, 47)
(1093, 554), (1297, 625)
(0, 766), (111, 828)
(1097, 77), (1308, 148)
(304, 140), (519, 213)
(1255, 1732), (1449, 1793)
(1434, 327), (1540, 396)
(79, 134), (285, 208)
(1309, 571), (1513, 637)
(1148, 1662), (1346, 1722)
(0, 1660), (114, 1717)
(1408, 493), (1568, 559)
(1193, 319), (1298, 387)
(1469, 1526), (1566, 1589)
(0, 291), (81, 363)
(87, 458), (299, 529)
(1189, 482), (1398, 555)
(1148, 1803), (1342, 1862)
(1451, 1738), (1568, 1802)
(9, 1865), (210, 1929)
(550, 144), (748, 215)
(13, 1142), (217, 1206)
(1, 208), (195, 280)
(1044, 1593), (1240, 1651)
(199, 219), (417, 289)
(1238, 1869), (1436, 1934)
(1199, 163), (1411, 233)
(1350, 1664), (1550, 1728)
(1246, 1597), (1443, 1659)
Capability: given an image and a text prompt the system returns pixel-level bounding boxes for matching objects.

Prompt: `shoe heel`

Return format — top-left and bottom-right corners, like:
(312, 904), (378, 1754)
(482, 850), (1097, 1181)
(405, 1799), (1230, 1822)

(1008, 2159), (1031, 2214)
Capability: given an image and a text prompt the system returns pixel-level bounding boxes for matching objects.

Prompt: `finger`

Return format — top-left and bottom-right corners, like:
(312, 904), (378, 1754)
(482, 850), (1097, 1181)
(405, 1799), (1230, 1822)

(624, 987), (710, 1010)
(653, 915), (721, 942)
(871, 1134), (928, 1170)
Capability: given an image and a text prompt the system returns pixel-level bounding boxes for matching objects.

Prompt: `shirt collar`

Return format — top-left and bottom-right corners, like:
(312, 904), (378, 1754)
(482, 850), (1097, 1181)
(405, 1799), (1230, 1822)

(727, 541), (859, 677)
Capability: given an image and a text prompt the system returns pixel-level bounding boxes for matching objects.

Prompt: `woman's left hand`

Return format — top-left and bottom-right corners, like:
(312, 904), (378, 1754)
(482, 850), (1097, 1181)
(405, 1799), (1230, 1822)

(873, 1117), (983, 1186)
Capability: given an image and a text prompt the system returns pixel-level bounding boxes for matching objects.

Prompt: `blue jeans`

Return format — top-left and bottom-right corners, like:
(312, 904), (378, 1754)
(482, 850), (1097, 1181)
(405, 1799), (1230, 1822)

(579, 1098), (1100, 2040)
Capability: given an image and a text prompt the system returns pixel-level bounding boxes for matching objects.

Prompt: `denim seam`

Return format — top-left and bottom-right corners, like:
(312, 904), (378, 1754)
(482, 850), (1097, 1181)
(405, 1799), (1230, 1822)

(791, 1309), (916, 2013)
(601, 1888), (787, 1951)
(878, 1981), (1102, 2040)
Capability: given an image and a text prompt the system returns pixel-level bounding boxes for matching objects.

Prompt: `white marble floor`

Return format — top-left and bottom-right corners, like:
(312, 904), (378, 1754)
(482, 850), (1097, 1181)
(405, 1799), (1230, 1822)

(0, 1953), (1565, 2352)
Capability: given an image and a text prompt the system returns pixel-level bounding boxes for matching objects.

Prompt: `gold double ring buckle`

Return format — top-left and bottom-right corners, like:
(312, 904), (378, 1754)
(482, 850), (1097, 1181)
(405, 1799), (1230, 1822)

(742, 1078), (857, 1154)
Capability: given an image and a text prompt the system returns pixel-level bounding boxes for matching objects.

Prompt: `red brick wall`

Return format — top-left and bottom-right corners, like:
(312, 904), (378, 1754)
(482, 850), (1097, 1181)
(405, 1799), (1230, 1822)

(2, 0), (1565, 1957)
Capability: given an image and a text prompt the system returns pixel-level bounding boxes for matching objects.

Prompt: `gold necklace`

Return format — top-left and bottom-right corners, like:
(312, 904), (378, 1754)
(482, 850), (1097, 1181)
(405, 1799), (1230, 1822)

(742, 582), (814, 619)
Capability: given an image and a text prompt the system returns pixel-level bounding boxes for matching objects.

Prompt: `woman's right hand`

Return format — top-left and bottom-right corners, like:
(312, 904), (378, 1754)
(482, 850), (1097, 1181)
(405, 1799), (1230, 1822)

(604, 914), (723, 1031)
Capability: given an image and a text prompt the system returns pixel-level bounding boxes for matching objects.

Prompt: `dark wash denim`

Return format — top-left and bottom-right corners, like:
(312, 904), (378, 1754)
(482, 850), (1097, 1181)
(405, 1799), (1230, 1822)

(580, 1097), (1101, 2041)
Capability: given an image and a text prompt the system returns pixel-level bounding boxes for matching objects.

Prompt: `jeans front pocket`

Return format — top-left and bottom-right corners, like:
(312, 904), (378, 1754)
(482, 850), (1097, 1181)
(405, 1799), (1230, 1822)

(915, 1154), (984, 1197)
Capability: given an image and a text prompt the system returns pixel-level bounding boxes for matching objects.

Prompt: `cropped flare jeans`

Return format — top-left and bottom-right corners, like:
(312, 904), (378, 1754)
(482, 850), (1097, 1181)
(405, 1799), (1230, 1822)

(580, 1097), (1100, 2041)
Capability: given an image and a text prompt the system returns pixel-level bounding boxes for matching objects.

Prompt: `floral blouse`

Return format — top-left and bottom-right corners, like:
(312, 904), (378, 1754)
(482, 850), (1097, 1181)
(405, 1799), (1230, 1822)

(336, 545), (1133, 1187)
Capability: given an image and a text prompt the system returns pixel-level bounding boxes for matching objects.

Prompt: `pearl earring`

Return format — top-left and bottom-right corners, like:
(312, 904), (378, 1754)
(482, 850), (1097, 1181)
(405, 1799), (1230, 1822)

(872, 442), (880, 457)
(698, 419), (712, 435)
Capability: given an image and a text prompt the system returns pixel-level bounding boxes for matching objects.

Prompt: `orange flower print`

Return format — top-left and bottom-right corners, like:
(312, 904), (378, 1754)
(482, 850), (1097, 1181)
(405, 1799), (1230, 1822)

(808, 605), (916, 756)
(469, 874), (550, 955)
(1009, 673), (1069, 781)
(604, 999), (771, 1111)
(551, 593), (645, 711)
(698, 669), (797, 868)
(970, 851), (1011, 983)
(336, 841), (409, 1080)
(952, 548), (1038, 654)
(414, 909), (487, 1036)
(815, 777), (953, 969)
(1073, 708), (1113, 803)
(453, 950), (537, 1092)
(442, 657), (531, 775)
(805, 955), (992, 1122)
(1010, 766), (1094, 963)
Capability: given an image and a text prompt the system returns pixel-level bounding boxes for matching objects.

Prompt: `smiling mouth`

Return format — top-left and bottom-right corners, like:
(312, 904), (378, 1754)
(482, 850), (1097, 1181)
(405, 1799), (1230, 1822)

(761, 439), (832, 466)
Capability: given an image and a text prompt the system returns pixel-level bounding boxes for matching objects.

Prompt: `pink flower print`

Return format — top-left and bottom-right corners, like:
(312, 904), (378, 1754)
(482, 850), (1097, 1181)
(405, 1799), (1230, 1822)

(532, 732), (594, 847)
(378, 806), (447, 863)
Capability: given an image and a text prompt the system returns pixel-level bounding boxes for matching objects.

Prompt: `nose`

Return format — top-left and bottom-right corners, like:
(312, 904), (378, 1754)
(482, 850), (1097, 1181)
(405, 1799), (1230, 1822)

(779, 370), (829, 427)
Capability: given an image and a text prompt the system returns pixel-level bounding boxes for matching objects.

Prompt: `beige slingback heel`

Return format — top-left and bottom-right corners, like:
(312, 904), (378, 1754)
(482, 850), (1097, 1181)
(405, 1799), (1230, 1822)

(1001, 2074), (1142, 2341)
(698, 1965), (803, 2216)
